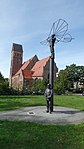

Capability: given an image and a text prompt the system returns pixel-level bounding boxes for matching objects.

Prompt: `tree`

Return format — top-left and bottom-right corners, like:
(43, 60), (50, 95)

(0, 72), (9, 95)
(65, 64), (84, 81)
(54, 70), (71, 94)
(0, 72), (5, 83)
(32, 79), (48, 92)
(65, 64), (84, 90)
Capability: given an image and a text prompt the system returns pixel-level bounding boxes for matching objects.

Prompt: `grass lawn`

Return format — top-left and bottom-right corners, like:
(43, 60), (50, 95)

(0, 120), (84, 149)
(0, 95), (84, 149)
(0, 95), (84, 111)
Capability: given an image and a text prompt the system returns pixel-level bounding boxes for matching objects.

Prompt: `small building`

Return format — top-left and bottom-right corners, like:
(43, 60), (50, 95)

(74, 77), (84, 91)
(9, 43), (58, 90)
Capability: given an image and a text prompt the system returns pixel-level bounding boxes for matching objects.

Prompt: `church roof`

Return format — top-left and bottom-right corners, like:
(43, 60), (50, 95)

(22, 70), (33, 79)
(15, 56), (36, 76)
(31, 57), (50, 77)
(14, 55), (50, 79)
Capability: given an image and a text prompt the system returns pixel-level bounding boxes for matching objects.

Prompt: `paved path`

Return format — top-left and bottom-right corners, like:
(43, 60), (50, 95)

(0, 106), (84, 125)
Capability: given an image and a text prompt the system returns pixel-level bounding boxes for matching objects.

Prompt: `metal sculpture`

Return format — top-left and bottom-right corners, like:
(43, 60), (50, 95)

(41, 19), (73, 112)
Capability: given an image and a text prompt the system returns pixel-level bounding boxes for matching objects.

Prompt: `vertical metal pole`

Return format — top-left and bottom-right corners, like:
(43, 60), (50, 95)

(49, 34), (56, 112)
(50, 52), (54, 112)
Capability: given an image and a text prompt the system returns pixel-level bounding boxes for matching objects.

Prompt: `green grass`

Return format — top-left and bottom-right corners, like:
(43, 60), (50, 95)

(54, 95), (84, 111)
(0, 95), (45, 111)
(0, 95), (84, 111)
(0, 96), (84, 149)
(0, 120), (84, 149)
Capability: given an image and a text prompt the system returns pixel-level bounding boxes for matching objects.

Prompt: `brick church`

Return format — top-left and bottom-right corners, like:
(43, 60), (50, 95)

(9, 43), (58, 90)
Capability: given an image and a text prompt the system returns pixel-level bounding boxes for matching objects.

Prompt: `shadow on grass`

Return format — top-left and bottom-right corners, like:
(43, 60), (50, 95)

(0, 95), (39, 99)
(53, 110), (83, 114)
(0, 101), (28, 111)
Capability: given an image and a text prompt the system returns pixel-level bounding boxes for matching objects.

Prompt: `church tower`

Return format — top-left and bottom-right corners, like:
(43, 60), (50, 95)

(9, 43), (23, 87)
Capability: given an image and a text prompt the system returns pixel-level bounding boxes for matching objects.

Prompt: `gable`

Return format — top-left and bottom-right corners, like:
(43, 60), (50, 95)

(14, 55), (38, 76)
(31, 57), (50, 77)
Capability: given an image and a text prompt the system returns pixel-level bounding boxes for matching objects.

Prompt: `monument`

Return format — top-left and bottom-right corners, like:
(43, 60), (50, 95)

(41, 19), (73, 111)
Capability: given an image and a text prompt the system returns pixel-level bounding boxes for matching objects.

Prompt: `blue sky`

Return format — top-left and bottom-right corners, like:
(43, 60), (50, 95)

(0, 0), (84, 78)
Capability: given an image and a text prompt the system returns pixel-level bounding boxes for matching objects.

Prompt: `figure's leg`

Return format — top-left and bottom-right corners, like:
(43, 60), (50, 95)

(46, 100), (49, 112)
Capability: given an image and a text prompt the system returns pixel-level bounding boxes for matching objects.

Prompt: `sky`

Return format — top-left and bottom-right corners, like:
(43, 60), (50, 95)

(0, 0), (84, 78)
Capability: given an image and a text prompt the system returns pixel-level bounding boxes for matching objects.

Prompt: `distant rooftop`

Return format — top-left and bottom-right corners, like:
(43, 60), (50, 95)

(12, 43), (23, 51)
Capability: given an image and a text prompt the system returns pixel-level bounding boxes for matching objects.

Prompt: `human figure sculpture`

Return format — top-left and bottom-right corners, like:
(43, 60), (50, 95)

(45, 84), (52, 113)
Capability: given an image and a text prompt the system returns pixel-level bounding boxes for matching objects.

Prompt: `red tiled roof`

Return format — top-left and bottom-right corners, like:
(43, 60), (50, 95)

(13, 55), (50, 79)
(14, 56), (36, 76)
(22, 70), (33, 79)
(31, 57), (50, 77)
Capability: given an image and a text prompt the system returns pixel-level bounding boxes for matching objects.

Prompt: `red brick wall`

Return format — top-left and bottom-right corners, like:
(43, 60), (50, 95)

(10, 50), (23, 77)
